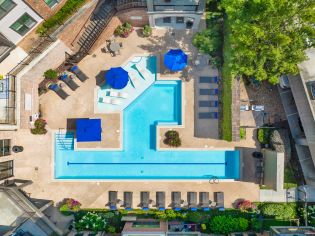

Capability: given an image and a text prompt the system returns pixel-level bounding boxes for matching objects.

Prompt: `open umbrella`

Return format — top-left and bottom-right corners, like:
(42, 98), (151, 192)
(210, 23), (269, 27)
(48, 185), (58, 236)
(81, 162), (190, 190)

(164, 49), (188, 71)
(106, 67), (129, 89)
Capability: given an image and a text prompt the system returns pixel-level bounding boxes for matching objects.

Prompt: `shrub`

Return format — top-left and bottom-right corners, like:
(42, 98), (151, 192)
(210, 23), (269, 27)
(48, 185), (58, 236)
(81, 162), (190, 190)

(236, 200), (257, 212)
(59, 198), (81, 214)
(114, 22), (133, 38)
(257, 128), (273, 144)
(251, 218), (262, 232)
(201, 223), (207, 232)
(209, 215), (249, 234)
(258, 203), (297, 219)
(31, 118), (47, 135)
(240, 127), (246, 139)
(154, 209), (185, 220)
(44, 69), (58, 82)
(143, 25), (152, 37)
(36, 0), (87, 35)
(106, 225), (116, 233)
(75, 212), (107, 232)
(164, 130), (181, 147)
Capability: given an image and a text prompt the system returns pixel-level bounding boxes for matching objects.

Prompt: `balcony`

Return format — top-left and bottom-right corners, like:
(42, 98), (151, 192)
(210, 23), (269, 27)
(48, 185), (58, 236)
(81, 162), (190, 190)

(0, 75), (16, 125)
(153, 0), (200, 12)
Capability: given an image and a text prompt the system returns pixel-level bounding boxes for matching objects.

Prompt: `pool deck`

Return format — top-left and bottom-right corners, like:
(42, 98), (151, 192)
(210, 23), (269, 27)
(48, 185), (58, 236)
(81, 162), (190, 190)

(1, 26), (261, 207)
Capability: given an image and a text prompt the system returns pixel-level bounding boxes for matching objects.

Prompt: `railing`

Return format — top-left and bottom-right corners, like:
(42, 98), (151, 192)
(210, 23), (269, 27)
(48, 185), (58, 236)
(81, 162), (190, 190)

(116, 0), (147, 11)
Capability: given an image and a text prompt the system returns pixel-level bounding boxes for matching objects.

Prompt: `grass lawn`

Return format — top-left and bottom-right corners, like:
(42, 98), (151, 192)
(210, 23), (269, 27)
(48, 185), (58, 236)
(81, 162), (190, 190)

(221, 19), (233, 141)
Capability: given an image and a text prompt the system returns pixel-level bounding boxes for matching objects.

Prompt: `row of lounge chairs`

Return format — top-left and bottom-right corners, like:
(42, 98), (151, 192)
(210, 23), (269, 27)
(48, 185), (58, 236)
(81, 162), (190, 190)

(48, 66), (89, 99)
(198, 76), (219, 120)
(108, 191), (224, 211)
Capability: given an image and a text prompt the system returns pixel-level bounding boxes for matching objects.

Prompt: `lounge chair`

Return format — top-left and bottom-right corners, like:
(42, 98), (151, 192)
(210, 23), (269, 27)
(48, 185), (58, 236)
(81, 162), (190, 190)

(135, 64), (151, 80)
(108, 191), (118, 210)
(214, 192), (224, 210)
(199, 192), (210, 211)
(140, 191), (150, 210)
(69, 66), (89, 82)
(156, 192), (165, 211)
(187, 192), (198, 211)
(99, 96), (121, 105)
(59, 74), (79, 91)
(199, 101), (218, 107)
(48, 84), (69, 100)
(172, 192), (182, 211)
(109, 90), (128, 99)
(124, 192), (133, 210)
(198, 112), (218, 119)
(128, 70), (140, 88)
(200, 89), (218, 95)
(200, 76), (218, 83)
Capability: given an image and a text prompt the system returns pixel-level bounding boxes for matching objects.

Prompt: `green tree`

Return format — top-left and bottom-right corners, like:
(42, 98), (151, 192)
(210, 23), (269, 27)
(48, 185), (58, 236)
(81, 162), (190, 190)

(221, 0), (315, 84)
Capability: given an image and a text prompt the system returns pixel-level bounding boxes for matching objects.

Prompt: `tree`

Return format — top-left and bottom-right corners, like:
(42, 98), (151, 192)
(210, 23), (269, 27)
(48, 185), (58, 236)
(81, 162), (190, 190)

(221, 0), (315, 84)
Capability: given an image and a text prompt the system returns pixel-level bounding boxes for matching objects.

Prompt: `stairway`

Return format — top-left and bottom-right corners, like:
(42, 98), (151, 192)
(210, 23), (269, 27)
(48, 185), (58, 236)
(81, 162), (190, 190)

(70, 0), (117, 63)
(55, 132), (74, 150)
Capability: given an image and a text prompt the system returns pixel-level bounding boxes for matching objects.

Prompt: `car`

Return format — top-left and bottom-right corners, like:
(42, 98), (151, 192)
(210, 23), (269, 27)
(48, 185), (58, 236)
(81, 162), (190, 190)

(310, 83), (315, 100)
(279, 75), (290, 89)
(252, 151), (263, 159)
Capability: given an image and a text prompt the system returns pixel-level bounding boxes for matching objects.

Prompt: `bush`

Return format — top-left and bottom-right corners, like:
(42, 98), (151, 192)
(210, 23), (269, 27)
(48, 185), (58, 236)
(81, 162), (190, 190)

(31, 118), (47, 135)
(209, 215), (249, 234)
(236, 200), (257, 212)
(257, 128), (273, 144)
(143, 25), (152, 37)
(75, 212), (107, 232)
(106, 225), (116, 233)
(154, 209), (184, 220)
(163, 130), (181, 147)
(59, 198), (81, 214)
(240, 127), (246, 139)
(258, 203), (297, 219)
(36, 0), (87, 35)
(44, 69), (58, 82)
(114, 22), (133, 38)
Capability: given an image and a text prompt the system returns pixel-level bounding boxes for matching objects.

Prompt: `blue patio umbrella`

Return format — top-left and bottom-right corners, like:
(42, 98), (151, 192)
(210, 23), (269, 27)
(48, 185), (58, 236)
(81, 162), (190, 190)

(76, 118), (102, 142)
(106, 67), (129, 89)
(164, 49), (188, 71)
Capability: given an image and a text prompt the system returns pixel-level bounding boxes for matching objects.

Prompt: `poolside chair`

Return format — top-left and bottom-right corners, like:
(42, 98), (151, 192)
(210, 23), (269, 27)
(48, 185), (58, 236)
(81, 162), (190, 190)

(48, 84), (69, 100)
(171, 192), (182, 211)
(214, 192), (224, 210)
(140, 191), (150, 210)
(128, 70), (140, 88)
(135, 64), (151, 80)
(99, 96), (121, 105)
(108, 191), (118, 210)
(59, 74), (79, 91)
(199, 76), (218, 84)
(199, 192), (210, 211)
(199, 88), (218, 96)
(156, 191), (165, 211)
(124, 192), (133, 210)
(109, 90), (128, 99)
(69, 65), (89, 82)
(187, 192), (198, 211)
(198, 112), (218, 119)
(199, 101), (218, 108)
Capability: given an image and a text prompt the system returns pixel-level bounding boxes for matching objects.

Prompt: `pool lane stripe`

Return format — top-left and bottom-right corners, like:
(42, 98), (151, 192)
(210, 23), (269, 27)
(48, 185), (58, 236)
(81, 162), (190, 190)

(67, 162), (227, 166)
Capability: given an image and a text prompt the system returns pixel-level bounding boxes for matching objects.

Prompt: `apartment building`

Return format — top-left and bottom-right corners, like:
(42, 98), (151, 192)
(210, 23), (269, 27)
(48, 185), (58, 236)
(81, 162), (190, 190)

(279, 48), (315, 187)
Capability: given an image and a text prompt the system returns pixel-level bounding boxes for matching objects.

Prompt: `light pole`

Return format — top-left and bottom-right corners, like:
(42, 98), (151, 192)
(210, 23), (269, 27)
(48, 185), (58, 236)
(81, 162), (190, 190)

(299, 185), (308, 226)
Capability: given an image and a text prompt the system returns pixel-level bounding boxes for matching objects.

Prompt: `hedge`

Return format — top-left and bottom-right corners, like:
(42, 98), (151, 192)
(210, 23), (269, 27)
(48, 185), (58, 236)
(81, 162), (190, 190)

(256, 202), (297, 220)
(36, 0), (88, 35)
(209, 215), (249, 234)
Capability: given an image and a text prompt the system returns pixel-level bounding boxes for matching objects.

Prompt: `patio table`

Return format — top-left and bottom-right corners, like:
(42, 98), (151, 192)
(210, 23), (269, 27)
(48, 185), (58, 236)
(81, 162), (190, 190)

(109, 42), (120, 53)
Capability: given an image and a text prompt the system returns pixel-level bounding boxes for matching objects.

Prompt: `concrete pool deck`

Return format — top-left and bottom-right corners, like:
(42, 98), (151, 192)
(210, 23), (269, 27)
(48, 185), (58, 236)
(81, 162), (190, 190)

(0, 27), (261, 207)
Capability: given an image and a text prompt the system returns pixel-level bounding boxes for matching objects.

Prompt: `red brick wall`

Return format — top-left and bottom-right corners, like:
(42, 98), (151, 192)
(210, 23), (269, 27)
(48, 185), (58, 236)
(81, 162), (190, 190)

(117, 8), (149, 27)
(24, 0), (68, 19)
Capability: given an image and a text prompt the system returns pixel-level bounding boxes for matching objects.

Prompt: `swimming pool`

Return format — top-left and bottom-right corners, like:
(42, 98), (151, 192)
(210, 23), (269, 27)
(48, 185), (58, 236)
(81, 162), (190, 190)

(54, 57), (240, 180)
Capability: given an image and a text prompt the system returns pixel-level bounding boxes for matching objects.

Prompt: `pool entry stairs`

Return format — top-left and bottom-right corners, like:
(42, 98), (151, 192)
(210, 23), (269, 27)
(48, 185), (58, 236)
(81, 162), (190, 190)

(55, 133), (74, 151)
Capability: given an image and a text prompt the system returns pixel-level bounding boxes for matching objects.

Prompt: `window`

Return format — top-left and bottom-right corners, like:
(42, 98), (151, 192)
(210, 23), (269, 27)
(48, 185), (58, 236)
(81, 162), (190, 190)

(163, 17), (171, 23)
(176, 17), (184, 24)
(0, 139), (11, 157)
(0, 160), (13, 180)
(10, 13), (36, 36)
(0, 0), (16, 20)
(44, 0), (59, 8)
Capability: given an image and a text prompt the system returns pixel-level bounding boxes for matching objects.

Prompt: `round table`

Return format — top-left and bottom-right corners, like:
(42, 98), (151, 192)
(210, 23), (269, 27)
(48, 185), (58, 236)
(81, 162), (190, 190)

(109, 42), (120, 53)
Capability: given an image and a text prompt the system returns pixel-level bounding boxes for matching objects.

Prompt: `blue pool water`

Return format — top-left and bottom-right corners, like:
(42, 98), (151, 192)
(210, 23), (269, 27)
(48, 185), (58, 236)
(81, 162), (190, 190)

(54, 58), (240, 180)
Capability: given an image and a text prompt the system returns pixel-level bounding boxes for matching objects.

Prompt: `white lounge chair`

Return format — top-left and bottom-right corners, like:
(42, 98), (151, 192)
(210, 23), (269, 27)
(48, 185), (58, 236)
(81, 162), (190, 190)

(128, 71), (140, 88)
(135, 64), (151, 80)
(99, 96), (121, 105)
(109, 90), (128, 99)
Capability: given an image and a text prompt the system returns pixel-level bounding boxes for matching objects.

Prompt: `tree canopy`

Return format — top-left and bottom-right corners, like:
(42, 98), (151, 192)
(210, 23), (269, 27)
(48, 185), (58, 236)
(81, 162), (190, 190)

(221, 0), (315, 84)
